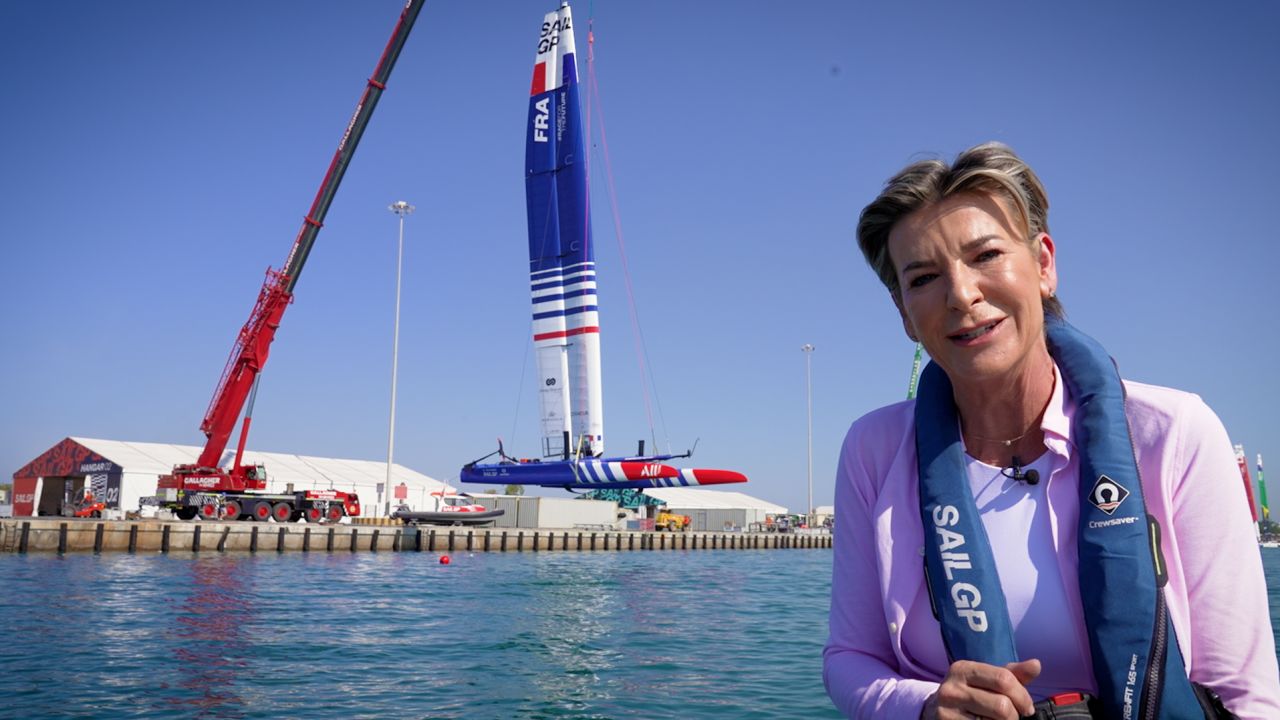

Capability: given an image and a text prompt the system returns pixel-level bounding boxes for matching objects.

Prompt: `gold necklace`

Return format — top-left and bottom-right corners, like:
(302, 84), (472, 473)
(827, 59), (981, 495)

(963, 421), (1038, 448)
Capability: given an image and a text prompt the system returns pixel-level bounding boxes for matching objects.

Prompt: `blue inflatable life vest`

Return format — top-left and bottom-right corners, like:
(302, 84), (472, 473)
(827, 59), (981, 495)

(915, 318), (1209, 719)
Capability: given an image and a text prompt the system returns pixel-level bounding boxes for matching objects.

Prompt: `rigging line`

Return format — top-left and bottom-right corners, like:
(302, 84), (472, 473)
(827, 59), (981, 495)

(295, 454), (342, 491)
(585, 20), (665, 454)
(509, 326), (533, 453)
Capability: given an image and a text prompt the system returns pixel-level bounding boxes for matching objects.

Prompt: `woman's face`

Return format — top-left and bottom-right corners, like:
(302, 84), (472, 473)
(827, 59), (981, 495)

(887, 192), (1056, 387)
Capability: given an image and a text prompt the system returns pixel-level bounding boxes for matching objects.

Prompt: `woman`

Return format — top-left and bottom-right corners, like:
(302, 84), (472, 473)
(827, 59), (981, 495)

(824, 143), (1280, 719)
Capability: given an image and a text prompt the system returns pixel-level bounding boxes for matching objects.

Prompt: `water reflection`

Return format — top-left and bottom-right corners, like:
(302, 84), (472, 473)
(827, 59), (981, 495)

(527, 555), (621, 710)
(161, 557), (253, 718)
(0, 550), (853, 718)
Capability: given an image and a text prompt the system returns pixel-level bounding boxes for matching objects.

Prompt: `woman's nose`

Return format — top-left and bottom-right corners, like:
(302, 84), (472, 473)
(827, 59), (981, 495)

(945, 266), (983, 310)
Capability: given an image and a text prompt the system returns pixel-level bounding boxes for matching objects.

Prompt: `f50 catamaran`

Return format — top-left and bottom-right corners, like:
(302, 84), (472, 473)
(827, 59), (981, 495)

(460, 2), (746, 491)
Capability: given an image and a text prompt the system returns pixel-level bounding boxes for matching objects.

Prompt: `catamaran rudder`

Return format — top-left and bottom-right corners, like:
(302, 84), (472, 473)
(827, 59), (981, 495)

(526, 2), (603, 459)
(460, 2), (747, 492)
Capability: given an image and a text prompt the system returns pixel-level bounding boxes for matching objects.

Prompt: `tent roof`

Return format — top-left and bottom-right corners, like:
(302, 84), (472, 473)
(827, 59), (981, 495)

(69, 437), (450, 492)
(642, 487), (787, 513)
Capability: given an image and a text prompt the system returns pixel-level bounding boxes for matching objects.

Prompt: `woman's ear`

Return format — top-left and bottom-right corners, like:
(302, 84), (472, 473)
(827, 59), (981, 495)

(1037, 233), (1058, 299)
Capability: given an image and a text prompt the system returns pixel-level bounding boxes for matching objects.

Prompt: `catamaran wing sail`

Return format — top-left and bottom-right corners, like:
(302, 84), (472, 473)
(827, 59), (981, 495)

(527, 7), (574, 459)
(526, 2), (603, 459)
(460, 2), (749, 493)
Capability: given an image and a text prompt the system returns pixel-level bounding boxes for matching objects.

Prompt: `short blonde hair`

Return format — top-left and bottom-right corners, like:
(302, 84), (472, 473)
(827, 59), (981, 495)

(856, 142), (1063, 318)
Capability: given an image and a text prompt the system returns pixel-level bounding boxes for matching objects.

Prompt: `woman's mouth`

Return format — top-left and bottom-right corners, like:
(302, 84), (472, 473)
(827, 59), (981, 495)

(949, 319), (1002, 343)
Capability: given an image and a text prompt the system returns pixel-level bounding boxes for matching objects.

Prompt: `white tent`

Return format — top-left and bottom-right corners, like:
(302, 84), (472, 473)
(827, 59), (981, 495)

(70, 437), (451, 517)
(643, 487), (787, 513)
(642, 487), (787, 531)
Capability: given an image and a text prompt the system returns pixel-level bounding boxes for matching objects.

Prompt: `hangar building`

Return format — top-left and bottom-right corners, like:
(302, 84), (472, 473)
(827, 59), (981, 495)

(11, 437), (451, 519)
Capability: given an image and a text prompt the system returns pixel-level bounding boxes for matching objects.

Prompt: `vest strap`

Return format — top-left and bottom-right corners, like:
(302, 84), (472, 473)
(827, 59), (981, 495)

(916, 318), (1209, 719)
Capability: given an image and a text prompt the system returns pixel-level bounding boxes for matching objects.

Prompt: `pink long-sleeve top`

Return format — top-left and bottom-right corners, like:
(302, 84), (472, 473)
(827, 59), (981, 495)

(823, 369), (1280, 719)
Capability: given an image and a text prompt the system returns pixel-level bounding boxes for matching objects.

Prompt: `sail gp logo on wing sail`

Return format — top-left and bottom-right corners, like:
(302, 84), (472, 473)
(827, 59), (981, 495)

(1088, 474), (1130, 515)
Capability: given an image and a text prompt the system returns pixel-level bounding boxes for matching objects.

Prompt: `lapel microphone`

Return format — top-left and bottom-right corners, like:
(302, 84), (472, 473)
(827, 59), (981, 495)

(1003, 456), (1041, 485)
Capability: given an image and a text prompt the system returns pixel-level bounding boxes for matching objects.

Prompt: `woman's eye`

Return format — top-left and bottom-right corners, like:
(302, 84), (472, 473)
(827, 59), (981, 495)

(908, 273), (936, 289)
(976, 249), (1001, 262)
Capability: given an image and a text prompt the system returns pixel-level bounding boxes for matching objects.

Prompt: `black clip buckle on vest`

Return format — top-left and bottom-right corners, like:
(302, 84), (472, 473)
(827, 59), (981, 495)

(1024, 692), (1100, 719)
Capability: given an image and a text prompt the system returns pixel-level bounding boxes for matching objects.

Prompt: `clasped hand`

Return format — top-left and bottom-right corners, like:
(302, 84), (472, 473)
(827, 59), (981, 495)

(921, 659), (1042, 720)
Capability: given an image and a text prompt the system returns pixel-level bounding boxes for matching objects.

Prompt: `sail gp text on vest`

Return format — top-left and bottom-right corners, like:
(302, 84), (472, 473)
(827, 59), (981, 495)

(932, 505), (988, 632)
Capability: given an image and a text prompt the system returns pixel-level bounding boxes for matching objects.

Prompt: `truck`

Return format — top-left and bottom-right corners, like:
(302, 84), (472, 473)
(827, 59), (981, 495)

(154, 0), (425, 522)
(655, 510), (691, 532)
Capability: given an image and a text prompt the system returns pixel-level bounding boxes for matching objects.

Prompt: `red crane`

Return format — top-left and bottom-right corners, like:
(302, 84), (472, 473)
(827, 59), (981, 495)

(156, 0), (426, 523)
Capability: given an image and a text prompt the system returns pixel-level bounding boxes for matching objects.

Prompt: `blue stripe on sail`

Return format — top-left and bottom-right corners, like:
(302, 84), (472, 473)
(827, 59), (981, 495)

(531, 280), (564, 292)
(532, 309), (567, 320)
(537, 290), (597, 305)
(530, 268), (563, 281)
(563, 305), (598, 316)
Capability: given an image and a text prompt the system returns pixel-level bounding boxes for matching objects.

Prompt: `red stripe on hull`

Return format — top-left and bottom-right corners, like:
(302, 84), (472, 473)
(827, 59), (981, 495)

(618, 462), (680, 480)
(687, 469), (748, 485)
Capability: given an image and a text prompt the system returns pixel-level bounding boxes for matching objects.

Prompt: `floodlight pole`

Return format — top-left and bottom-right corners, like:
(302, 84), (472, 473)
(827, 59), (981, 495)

(385, 200), (415, 518)
(802, 343), (815, 530)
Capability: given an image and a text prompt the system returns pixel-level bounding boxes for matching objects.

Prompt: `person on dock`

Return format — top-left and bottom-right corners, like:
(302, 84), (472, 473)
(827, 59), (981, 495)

(824, 142), (1280, 719)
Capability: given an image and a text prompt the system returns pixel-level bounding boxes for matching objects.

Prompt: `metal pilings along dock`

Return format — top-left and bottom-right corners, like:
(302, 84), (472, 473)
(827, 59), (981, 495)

(0, 518), (832, 554)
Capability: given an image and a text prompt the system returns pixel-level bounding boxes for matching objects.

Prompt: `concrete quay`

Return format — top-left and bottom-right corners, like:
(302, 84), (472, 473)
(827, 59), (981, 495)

(0, 518), (832, 554)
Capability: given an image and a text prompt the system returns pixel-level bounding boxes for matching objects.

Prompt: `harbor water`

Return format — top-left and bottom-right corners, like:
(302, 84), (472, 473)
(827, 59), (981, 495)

(5, 547), (1280, 718)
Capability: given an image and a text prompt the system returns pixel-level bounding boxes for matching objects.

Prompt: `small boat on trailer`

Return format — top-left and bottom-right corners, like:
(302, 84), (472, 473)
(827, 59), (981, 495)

(392, 494), (504, 526)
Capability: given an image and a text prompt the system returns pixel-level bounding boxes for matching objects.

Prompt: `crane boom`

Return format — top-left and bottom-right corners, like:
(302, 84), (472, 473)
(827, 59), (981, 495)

(155, 1), (425, 524)
(196, 0), (424, 471)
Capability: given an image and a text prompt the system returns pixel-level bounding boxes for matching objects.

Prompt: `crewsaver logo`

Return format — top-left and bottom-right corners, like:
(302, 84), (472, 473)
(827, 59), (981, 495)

(1089, 474), (1130, 516)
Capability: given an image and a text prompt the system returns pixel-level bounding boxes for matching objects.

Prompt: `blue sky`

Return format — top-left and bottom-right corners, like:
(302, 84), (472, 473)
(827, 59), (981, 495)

(2, 1), (1277, 514)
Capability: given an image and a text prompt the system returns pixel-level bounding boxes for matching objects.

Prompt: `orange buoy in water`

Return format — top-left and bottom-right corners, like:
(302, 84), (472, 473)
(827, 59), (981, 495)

(439, 555), (451, 565)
